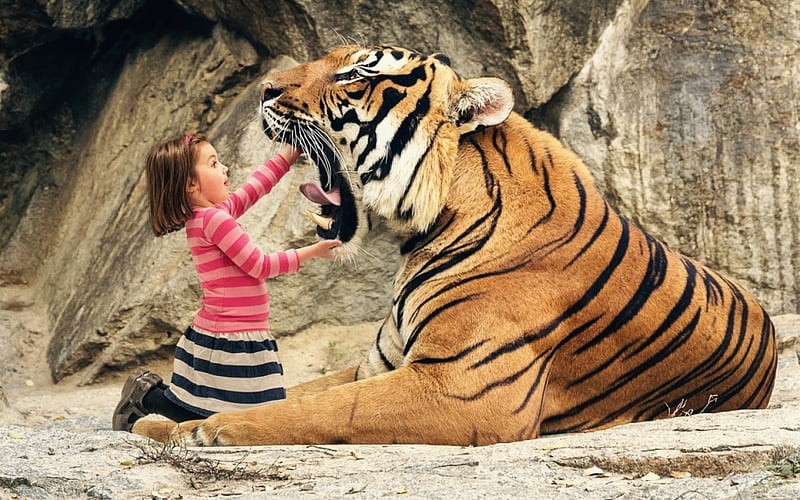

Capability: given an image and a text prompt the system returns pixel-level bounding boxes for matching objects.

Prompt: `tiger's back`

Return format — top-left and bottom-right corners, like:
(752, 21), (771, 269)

(387, 113), (777, 436)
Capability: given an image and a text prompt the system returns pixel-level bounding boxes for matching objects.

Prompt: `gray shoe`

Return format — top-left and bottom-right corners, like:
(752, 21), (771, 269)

(111, 370), (163, 432)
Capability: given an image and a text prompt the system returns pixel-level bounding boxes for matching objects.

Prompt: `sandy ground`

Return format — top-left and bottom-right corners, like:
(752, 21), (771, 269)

(0, 278), (379, 427)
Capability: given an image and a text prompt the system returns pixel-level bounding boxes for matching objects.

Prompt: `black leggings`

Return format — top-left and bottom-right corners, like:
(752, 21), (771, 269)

(142, 385), (207, 422)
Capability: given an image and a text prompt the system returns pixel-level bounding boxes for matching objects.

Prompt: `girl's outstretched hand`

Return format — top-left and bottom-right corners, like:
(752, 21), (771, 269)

(296, 239), (342, 263)
(278, 145), (302, 166)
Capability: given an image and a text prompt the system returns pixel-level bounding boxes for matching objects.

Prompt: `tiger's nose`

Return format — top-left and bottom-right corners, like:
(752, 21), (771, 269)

(260, 81), (284, 101)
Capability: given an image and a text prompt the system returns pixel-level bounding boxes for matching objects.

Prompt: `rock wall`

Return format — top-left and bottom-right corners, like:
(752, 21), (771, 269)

(0, 0), (797, 381)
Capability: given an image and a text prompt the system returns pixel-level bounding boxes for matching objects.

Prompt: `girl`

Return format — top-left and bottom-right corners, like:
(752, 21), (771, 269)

(112, 134), (340, 432)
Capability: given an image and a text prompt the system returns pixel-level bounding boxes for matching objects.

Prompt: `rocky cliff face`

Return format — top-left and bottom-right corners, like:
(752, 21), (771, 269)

(0, 0), (798, 382)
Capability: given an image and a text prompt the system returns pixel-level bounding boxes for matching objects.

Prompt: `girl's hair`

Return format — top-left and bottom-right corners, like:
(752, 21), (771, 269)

(145, 133), (208, 236)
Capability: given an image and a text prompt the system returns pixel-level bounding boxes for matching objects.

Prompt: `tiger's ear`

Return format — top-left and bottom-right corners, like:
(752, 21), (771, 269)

(452, 77), (514, 134)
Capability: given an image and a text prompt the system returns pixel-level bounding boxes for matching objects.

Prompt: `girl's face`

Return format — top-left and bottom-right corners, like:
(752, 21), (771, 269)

(187, 141), (229, 207)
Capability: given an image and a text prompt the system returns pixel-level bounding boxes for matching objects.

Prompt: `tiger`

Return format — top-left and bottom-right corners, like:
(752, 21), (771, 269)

(132, 45), (778, 446)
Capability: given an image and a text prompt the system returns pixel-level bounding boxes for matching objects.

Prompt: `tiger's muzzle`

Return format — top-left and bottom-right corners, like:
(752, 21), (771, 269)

(259, 80), (360, 244)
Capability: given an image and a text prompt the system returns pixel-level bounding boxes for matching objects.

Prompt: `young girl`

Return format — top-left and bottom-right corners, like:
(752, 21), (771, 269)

(112, 134), (340, 432)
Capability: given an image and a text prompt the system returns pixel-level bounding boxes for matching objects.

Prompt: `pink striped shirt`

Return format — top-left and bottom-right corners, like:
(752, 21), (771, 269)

(185, 154), (300, 333)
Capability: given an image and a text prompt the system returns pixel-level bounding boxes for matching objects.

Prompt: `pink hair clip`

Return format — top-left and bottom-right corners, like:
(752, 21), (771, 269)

(185, 134), (193, 144)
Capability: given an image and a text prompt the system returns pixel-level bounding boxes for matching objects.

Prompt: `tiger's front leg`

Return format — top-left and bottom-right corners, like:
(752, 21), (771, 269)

(286, 366), (359, 398)
(162, 363), (548, 446)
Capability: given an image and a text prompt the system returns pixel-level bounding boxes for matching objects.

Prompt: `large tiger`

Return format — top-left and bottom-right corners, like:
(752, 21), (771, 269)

(133, 45), (778, 446)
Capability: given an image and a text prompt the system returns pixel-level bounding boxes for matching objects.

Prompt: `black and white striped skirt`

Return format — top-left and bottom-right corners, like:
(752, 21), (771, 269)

(164, 326), (286, 417)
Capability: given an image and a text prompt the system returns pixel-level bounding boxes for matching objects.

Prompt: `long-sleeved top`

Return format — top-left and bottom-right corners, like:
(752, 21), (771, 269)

(185, 154), (300, 333)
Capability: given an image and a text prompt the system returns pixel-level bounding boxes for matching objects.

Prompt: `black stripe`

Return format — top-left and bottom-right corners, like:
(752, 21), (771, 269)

(369, 64), (428, 89)
(702, 270), (725, 307)
(631, 276), (745, 420)
(404, 295), (476, 355)
(184, 327), (278, 353)
(467, 137), (498, 197)
(412, 339), (489, 365)
(618, 255), (696, 360)
(491, 128), (513, 175)
(748, 324), (777, 409)
(414, 260), (530, 329)
(524, 136), (538, 175)
(715, 306), (776, 408)
(369, 83), (432, 183)
(374, 322), (396, 371)
(170, 373), (286, 405)
(355, 87), (406, 181)
(448, 350), (549, 403)
(690, 276), (751, 396)
(355, 65), (430, 179)
(514, 349), (561, 414)
(395, 190), (502, 331)
(449, 317), (602, 416)
(396, 121), (447, 220)
(400, 210), (457, 255)
(592, 308), (701, 428)
(174, 346), (284, 378)
(531, 172), (588, 257)
(572, 235), (673, 358)
(531, 152), (556, 229)
(749, 313), (778, 407)
(330, 107), (361, 132)
(521, 317), (603, 429)
(345, 86), (367, 100)
(549, 308), (700, 431)
(563, 202), (610, 270)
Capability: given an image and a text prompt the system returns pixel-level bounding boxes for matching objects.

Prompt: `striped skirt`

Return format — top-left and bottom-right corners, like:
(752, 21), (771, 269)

(164, 326), (286, 417)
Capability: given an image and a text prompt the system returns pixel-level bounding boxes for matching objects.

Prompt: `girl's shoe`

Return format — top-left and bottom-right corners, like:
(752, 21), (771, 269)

(111, 371), (163, 432)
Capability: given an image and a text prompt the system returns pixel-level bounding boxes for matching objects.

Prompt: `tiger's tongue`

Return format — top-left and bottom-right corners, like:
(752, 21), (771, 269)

(299, 183), (341, 206)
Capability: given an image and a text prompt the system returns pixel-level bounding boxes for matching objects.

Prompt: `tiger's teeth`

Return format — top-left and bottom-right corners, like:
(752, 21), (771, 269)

(304, 209), (334, 231)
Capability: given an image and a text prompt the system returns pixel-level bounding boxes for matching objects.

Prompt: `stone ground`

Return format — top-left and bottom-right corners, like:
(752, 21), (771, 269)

(0, 281), (798, 499)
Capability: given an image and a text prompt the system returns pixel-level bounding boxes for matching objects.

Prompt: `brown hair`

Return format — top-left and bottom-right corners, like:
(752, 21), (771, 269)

(145, 134), (208, 236)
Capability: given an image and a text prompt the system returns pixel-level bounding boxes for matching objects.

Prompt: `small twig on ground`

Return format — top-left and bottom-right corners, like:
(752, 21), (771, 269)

(128, 438), (288, 484)
(665, 394), (718, 417)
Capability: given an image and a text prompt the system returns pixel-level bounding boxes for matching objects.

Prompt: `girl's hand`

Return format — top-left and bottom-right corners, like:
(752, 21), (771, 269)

(296, 239), (342, 263)
(278, 145), (302, 166)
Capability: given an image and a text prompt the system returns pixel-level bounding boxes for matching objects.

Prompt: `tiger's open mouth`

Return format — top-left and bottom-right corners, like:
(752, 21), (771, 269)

(294, 140), (358, 243)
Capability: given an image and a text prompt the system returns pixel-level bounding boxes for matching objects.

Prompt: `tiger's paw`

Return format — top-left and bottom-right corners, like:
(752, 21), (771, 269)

(171, 415), (240, 447)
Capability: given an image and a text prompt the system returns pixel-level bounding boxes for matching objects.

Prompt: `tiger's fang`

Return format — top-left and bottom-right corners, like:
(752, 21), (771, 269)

(304, 209), (334, 231)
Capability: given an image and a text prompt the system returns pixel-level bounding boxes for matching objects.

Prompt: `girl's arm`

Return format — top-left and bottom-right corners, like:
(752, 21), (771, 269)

(296, 239), (342, 264)
(277, 144), (301, 166)
(224, 145), (301, 219)
(201, 209), (341, 280)
(202, 208), (300, 279)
